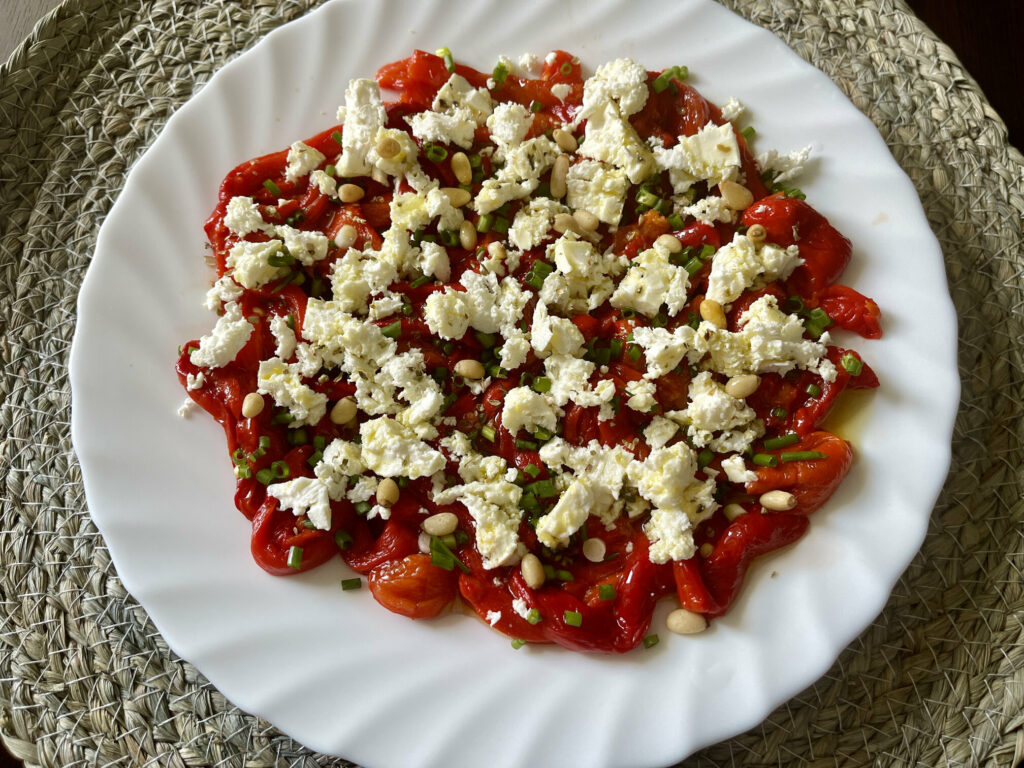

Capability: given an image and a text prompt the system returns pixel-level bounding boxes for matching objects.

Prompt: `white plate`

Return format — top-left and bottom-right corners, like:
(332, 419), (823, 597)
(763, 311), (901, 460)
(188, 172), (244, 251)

(69, 0), (959, 766)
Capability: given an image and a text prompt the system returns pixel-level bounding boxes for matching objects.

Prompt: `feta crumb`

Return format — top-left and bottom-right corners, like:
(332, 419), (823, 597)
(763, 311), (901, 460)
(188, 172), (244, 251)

(359, 416), (445, 478)
(186, 372), (205, 391)
(757, 145), (812, 184)
(501, 386), (559, 435)
(486, 610), (502, 627)
(177, 399), (197, 418)
(267, 476), (332, 530)
(705, 232), (802, 307)
(722, 454), (758, 484)
(224, 196), (272, 236)
(720, 98), (745, 122)
(189, 302), (253, 369)
(203, 275), (244, 312)
(652, 122), (741, 194)
(226, 240), (289, 289)
(257, 357), (328, 426)
(285, 141), (325, 183)
(511, 598), (530, 619)
(269, 314), (297, 359)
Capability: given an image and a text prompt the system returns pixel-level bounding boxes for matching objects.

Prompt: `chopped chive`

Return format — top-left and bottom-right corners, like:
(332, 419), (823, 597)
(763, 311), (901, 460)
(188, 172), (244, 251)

(267, 249), (296, 268)
(781, 450), (828, 462)
(341, 577), (362, 590)
(684, 256), (704, 276)
(475, 331), (497, 348)
(635, 188), (661, 208)
(763, 433), (800, 450)
(263, 179), (282, 196)
(609, 338), (623, 358)
(271, 460), (290, 479)
(271, 411), (294, 426)
(554, 569), (574, 581)
(481, 424), (497, 442)
(651, 312), (668, 328)
(259, 435), (272, 450)
(306, 450), (323, 467)
(492, 215), (511, 234)
(492, 60), (509, 88)
(559, 61), (573, 75)
(286, 545), (303, 570)
(468, 153), (482, 169)
(526, 608), (541, 625)
(598, 583), (616, 601)
(486, 362), (506, 378)
(515, 438), (538, 451)
(255, 468), (274, 485)
(563, 610), (583, 627)
(770, 406), (788, 419)
(439, 228), (459, 246)
(666, 212), (686, 229)
(410, 274), (432, 288)
(476, 213), (494, 233)
(530, 100), (544, 113)
(531, 376), (552, 393)
(752, 453), (779, 468)
(436, 46), (455, 73)
(699, 243), (716, 260)
(652, 65), (688, 94)
(511, 638), (526, 650)
(300, 519), (316, 530)
(354, 500), (371, 515)
(430, 535), (470, 573)
(643, 634), (660, 649)
(841, 352), (863, 376)
(523, 464), (541, 478)
(425, 143), (448, 163)
(803, 307), (832, 338)
(806, 383), (822, 398)
(532, 426), (553, 442)
(331, 129), (344, 146)
(381, 320), (402, 338)
(628, 344), (643, 362)
(697, 449), (714, 468)
(334, 530), (353, 550)
(741, 125), (756, 140)
(287, 428), (307, 446)
(526, 478), (557, 498)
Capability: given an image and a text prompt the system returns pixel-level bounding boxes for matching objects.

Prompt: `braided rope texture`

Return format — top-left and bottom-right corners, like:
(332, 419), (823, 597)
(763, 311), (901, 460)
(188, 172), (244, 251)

(0, 0), (1021, 765)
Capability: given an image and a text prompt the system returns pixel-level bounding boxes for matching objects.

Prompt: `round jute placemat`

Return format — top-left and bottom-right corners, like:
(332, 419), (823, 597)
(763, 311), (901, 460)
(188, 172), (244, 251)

(1, 0), (1022, 766)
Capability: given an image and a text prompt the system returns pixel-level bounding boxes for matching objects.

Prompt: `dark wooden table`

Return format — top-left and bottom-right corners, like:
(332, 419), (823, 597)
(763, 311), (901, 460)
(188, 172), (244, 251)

(0, 2), (1019, 767)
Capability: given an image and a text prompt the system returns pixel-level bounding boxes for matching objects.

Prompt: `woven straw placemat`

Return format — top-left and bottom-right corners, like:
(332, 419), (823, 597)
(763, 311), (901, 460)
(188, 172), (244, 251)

(1, 0), (1022, 766)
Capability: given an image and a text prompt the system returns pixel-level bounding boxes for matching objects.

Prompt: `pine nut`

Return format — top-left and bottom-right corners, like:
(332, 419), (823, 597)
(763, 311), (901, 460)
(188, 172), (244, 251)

(376, 478), (400, 507)
(520, 553), (545, 589)
(339, 183), (365, 203)
(719, 180), (753, 210)
(699, 543), (714, 558)
(553, 212), (578, 234)
(723, 503), (748, 521)
(442, 187), (472, 207)
(747, 223), (767, 245)
(336, 224), (357, 249)
(666, 608), (708, 635)
(487, 241), (507, 261)
(422, 512), (459, 537)
(550, 155), (569, 199)
(654, 233), (683, 253)
(454, 359), (485, 380)
(582, 538), (606, 563)
(376, 135), (401, 159)
(699, 298), (727, 329)
(724, 374), (760, 399)
(241, 392), (264, 418)
(572, 209), (599, 231)
(759, 490), (797, 511)
(459, 220), (477, 250)
(330, 397), (357, 425)
(552, 128), (577, 152)
(451, 151), (472, 185)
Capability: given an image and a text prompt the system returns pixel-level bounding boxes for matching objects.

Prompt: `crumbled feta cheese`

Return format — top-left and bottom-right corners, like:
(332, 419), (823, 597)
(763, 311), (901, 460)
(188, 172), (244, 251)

(579, 58), (650, 119)
(368, 293), (404, 320)
(671, 371), (762, 453)
(186, 372), (205, 391)
(509, 197), (568, 251)
(359, 416), (445, 478)
(499, 335), (532, 371)
(578, 102), (656, 184)
(432, 74), (493, 124)
(722, 454), (757, 484)
(313, 439), (365, 499)
(336, 79), (387, 178)
(203, 275), (244, 312)
(177, 399), (197, 418)
(652, 122), (741, 194)
(632, 325), (699, 379)
(407, 110), (477, 150)
(609, 241), (689, 318)
(274, 224), (329, 266)
(720, 98), (745, 122)
(486, 102), (533, 159)
(424, 290), (470, 340)
(536, 478), (595, 548)
(434, 476), (523, 569)
(226, 240), (289, 289)
(757, 145), (812, 184)
(224, 196), (272, 236)
(486, 610), (502, 626)
(626, 379), (657, 412)
(698, 295), (834, 380)
(531, 302), (584, 358)
(550, 83), (571, 102)
(418, 241), (451, 282)
(310, 169), (338, 197)
(267, 476), (332, 530)
(189, 302), (253, 368)
(501, 386), (559, 435)
(705, 232), (802, 307)
(475, 137), (560, 214)
(347, 475), (377, 504)
(269, 314), (297, 359)
(257, 357), (328, 426)
(644, 416), (678, 449)
(329, 247), (399, 314)
(539, 437), (633, 524)
(371, 128), (420, 179)
(566, 160), (630, 225)
(511, 598), (531, 619)
(682, 195), (735, 227)
(285, 141), (325, 183)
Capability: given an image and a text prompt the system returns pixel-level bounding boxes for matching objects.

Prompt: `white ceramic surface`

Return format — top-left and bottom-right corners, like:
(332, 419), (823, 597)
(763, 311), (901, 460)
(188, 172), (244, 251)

(69, 0), (959, 766)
